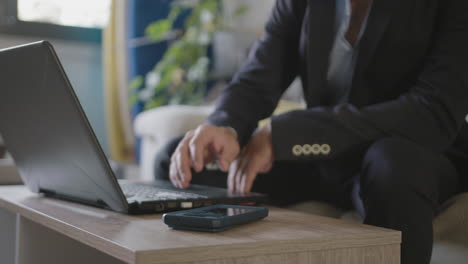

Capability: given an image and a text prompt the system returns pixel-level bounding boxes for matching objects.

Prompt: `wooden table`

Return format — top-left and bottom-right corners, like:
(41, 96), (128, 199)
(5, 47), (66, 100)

(0, 186), (401, 264)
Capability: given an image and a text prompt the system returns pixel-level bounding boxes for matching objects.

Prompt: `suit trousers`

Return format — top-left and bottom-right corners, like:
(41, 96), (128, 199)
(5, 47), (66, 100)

(154, 137), (461, 264)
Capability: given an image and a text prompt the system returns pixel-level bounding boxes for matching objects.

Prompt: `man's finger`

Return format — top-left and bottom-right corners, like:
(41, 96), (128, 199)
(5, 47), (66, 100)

(241, 156), (264, 193)
(227, 159), (238, 193)
(173, 154), (186, 188)
(180, 137), (194, 188)
(169, 162), (182, 188)
(243, 169), (258, 194)
(169, 133), (193, 188)
(219, 139), (240, 172)
(235, 158), (248, 193)
(170, 148), (184, 187)
(189, 131), (209, 172)
(177, 151), (192, 188)
(229, 157), (245, 193)
(260, 162), (273, 173)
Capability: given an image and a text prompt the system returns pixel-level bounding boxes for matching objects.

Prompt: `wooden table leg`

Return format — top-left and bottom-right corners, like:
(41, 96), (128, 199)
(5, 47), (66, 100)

(15, 215), (126, 264)
(0, 208), (16, 264)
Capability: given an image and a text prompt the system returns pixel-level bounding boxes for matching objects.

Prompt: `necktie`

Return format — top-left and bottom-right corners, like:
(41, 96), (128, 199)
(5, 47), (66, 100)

(345, 0), (373, 47)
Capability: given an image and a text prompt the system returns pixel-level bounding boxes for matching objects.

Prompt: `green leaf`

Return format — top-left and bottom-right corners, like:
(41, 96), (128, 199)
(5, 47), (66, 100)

(139, 0), (222, 110)
(168, 7), (182, 22)
(129, 76), (143, 91)
(128, 94), (139, 107)
(144, 96), (168, 110)
(196, 0), (218, 13)
(145, 19), (172, 41)
(233, 5), (248, 17)
(155, 65), (178, 92)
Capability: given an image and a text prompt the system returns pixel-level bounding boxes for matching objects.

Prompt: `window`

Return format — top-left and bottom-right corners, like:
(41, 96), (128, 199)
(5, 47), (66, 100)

(18, 0), (110, 29)
(0, 0), (112, 43)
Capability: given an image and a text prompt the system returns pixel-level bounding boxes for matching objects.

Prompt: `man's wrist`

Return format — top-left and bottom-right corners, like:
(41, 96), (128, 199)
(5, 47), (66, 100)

(267, 128), (274, 164)
(223, 126), (238, 140)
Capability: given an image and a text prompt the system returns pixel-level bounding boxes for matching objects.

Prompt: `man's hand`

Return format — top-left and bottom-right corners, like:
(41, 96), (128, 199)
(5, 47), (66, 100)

(169, 124), (240, 189)
(228, 123), (274, 193)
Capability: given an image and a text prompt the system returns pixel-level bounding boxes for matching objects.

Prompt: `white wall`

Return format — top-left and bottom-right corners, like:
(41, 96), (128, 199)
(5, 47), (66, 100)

(223, 0), (275, 34)
(213, 0), (276, 78)
(0, 1), (277, 156)
(0, 34), (108, 153)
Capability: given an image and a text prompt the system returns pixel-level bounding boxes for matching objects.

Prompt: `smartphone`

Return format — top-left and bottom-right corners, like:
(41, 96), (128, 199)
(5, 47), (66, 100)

(162, 204), (269, 232)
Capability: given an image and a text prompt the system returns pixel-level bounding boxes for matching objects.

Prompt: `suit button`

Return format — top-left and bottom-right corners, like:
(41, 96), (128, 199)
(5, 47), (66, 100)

(302, 144), (312, 155)
(292, 145), (303, 156)
(311, 144), (321, 155)
(321, 144), (331, 155)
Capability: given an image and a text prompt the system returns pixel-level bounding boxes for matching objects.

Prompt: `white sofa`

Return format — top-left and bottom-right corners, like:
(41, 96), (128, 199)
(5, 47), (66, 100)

(134, 105), (468, 263)
(134, 105), (215, 181)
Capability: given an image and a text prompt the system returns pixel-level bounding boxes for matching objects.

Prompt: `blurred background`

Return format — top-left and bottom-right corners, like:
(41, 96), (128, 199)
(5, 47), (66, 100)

(0, 0), (305, 179)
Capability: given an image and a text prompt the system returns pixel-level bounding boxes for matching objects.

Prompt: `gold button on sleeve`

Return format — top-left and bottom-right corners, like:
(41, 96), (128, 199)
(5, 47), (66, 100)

(311, 144), (321, 155)
(302, 144), (312, 155)
(321, 144), (331, 155)
(292, 145), (303, 156)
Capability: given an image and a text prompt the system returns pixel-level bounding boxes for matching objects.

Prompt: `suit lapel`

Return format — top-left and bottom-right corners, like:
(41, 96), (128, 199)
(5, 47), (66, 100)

(349, 0), (398, 106)
(307, 0), (336, 105)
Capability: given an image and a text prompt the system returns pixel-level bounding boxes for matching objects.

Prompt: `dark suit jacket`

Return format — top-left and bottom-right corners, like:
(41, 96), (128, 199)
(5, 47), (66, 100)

(207, 0), (468, 167)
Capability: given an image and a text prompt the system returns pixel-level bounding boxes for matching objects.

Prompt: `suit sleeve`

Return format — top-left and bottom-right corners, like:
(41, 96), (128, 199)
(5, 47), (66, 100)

(206, 0), (305, 146)
(272, 0), (468, 161)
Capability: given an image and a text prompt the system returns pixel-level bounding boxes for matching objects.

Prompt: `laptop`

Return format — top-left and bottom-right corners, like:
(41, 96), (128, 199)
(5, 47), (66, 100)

(0, 41), (267, 214)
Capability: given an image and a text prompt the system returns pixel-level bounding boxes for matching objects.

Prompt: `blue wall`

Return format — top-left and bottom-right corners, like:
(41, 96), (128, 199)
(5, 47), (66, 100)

(128, 0), (172, 162)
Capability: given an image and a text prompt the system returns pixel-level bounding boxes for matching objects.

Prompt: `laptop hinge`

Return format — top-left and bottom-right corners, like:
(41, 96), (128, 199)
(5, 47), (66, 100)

(39, 188), (111, 209)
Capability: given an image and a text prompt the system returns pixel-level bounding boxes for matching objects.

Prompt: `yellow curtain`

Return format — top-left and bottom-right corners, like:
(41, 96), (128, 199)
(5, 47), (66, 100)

(103, 0), (134, 162)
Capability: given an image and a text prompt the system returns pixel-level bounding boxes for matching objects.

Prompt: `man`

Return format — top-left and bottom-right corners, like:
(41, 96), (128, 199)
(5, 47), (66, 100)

(155, 0), (468, 263)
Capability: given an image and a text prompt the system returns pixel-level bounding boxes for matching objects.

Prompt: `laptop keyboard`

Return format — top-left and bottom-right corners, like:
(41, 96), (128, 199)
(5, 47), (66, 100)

(120, 183), (207, 201)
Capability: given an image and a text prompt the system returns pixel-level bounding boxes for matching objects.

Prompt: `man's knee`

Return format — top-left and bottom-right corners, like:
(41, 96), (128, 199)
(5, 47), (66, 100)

(360, 138), (442, 207)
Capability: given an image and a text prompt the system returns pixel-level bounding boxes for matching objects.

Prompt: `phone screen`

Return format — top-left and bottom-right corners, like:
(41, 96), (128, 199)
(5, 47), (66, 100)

(206, 208), (255, 216)
(185, 207), (255, 217)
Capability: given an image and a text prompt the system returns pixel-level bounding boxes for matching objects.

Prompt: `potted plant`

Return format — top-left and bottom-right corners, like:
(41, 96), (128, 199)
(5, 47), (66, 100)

(130, 0), (247, 110)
